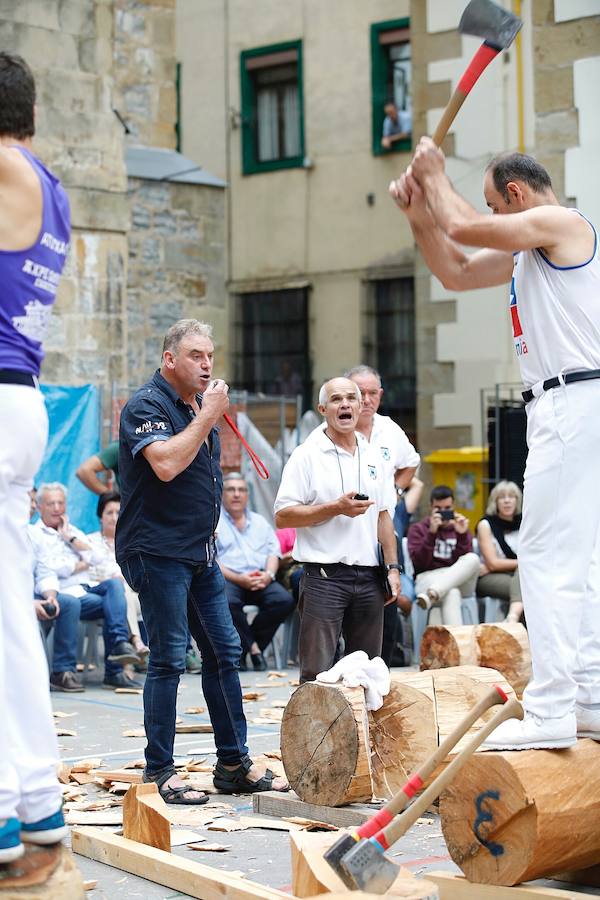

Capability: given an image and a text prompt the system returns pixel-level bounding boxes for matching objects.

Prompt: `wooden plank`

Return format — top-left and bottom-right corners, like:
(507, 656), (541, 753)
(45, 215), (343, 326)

(72, 827), (293, 900)
(252, 790), (379, 828)
(428, 872), (595, 900)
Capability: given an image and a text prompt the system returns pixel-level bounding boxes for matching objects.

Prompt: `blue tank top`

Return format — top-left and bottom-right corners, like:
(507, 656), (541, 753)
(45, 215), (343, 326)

(0, 146), (71, 376)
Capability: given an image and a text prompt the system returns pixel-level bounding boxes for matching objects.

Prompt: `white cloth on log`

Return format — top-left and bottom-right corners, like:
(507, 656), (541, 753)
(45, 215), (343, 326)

(316, 650), (391, 710)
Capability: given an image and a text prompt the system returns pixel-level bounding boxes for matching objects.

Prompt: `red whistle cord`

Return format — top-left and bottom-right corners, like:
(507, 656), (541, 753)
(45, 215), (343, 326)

(223, 412), (270, 480)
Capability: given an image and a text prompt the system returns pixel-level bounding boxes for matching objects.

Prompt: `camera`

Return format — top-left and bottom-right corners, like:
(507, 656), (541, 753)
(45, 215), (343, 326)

(354, 493), (369, 501)
(439, 509), (455, 521)
(41, 601), (58, 618)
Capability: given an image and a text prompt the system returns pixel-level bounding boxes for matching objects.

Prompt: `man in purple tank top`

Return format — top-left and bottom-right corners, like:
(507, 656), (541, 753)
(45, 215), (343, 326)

(0, 53), (71, 862)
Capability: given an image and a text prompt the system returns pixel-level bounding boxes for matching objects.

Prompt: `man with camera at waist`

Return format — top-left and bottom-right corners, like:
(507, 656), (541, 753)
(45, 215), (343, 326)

(407, 484), (479, 627)
(274, 377), (401, 683)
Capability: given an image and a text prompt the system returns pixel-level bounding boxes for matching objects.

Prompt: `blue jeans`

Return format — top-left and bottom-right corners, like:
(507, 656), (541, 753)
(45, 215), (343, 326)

(38, 579), (129, 677)
(37, 593), (80, 675)
(122, 553), (248, 776)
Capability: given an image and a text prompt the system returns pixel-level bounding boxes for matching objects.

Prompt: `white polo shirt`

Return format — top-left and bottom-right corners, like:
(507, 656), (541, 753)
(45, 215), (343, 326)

(274, 427), (387, 565)
(317, 413), (420, 515)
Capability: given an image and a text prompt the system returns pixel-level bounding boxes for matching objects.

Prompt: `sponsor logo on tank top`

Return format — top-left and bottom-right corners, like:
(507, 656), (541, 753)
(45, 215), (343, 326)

(11, 299), (52, 341)
(510, 277), (528, 357)
(21, 258), (62, 295)
(40, 231), (69, 256)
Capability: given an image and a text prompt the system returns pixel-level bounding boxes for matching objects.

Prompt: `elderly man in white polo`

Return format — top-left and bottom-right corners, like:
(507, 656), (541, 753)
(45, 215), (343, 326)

(274, 377), (401, 683)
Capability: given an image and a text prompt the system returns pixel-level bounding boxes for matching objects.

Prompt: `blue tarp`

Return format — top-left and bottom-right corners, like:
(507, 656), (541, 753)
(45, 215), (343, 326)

(36, 384), (101, 534)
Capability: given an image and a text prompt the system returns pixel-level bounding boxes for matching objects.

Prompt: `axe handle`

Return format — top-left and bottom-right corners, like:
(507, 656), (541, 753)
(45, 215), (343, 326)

(431, 42), (500, 146)
(373, 697), (524, 850)
(355, 684), (508, 839)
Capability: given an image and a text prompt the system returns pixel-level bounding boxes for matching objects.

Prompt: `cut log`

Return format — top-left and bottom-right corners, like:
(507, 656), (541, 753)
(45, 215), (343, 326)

(369, 671), (437, 797)
(290, 831), (440, 898)
(281, 683), (372, 806)
(475, 623), (531, 695)
(440, 738), (600, 886)
(123, 783), (171, 851)
(420, 625), (479, 671)
(0, 845), (85, 898)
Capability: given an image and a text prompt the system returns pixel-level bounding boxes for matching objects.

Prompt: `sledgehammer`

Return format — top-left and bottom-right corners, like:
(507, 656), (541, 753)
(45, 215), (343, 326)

(340, 697), (524, 894)
(324, 684), (509, 884)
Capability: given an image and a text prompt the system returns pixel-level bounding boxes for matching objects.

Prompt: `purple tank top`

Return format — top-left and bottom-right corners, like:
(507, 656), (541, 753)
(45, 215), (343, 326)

(0, 146), (71, 376)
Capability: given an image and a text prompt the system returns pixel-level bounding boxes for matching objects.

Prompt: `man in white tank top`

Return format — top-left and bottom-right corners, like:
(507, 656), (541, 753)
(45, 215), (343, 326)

(388, 138), (600, 750)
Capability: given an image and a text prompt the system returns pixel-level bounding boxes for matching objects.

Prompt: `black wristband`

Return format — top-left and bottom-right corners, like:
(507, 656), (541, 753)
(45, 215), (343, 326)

(69, 535), (77, 544)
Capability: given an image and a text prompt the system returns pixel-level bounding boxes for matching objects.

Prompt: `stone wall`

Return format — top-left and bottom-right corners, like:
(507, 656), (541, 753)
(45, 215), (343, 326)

(0, 0), (130, 394)
(126, 178), (227, 392)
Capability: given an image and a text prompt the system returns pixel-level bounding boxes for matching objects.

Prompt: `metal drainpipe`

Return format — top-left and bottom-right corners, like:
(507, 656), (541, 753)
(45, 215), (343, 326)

(514, 0), (525, 153)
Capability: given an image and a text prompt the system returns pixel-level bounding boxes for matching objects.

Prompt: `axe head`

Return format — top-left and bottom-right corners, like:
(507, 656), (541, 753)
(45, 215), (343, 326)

(340, 838), (400, 894)
(459, 0), (522, 50)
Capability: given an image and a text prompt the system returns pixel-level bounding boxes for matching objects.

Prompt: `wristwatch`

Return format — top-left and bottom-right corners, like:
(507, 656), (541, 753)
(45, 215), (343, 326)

(266, 570), (276, 581)
(395, 486), (405, 498)
(385, 563), (402, 572)
(68, 535), (77, 544)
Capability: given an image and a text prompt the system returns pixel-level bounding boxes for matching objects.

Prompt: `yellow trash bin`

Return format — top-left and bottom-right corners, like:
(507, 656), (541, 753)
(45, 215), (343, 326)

(424, 446), (489, 527)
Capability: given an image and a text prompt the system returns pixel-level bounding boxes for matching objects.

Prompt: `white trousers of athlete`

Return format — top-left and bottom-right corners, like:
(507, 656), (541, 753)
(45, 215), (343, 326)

(520, 379), (600, 719)
(0, 384), (62, 823)
(415, 553), (480, 627)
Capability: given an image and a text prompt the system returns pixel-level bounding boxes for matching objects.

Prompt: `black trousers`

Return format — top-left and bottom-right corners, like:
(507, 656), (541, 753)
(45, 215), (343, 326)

(298, 564), (385, 683)
(225, 580), (295, 654)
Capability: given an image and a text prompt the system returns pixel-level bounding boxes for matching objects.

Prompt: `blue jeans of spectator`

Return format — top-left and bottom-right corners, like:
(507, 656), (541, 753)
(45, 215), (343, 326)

(382, 573), (416, 667)
(79, 579), (130, 677)
(225, 580), (295, 655)
(37, 593), (80, 675)
(122, 553), (247, 777)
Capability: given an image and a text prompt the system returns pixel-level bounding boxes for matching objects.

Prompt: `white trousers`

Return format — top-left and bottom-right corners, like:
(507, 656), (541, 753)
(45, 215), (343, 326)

(0, 384), (61, 822)
(520, 380), (600, 719)
(415, 552), (480, 627)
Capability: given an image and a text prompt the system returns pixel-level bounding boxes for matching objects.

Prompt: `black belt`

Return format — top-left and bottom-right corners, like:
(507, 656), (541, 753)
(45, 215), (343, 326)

(304, 562), (377, 576)
(522, 369), (600, 404)
(0, 368), (36, 387)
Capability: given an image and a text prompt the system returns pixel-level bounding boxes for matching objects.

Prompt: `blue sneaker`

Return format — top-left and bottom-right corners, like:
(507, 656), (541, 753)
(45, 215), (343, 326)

(0, 817), (24, 862)
(20, 809), (68, 845)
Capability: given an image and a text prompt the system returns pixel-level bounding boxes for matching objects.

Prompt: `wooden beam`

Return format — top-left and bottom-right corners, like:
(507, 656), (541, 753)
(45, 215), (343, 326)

(71, 827), (292, 900)
(427, 872), (594, 899)
(253, 790), (378, 828)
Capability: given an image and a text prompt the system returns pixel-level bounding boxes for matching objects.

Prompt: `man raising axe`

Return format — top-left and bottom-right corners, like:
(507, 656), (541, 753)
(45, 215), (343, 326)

(389, 140), (600, 750)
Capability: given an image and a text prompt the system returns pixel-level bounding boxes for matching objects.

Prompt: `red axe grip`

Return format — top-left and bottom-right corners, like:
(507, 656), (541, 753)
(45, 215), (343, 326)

(458, 43), (500, 95)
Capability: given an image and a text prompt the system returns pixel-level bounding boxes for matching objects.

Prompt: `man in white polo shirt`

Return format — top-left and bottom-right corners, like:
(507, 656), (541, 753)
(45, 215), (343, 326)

(274, 377), (401, 683)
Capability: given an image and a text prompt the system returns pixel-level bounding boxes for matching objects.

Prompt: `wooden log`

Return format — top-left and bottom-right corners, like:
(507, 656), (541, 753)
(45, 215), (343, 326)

(369, 671), (437, 797)
(281, 683), (373, 806)
(123, 782), (171, 851)
(420, 625), (479, 671)
(439, 738), (600, 886)
(0, 845), (85, 899)
(290, 831), (440, 899)
(475, 623), (531, 695)
(72, 827), (291, 900)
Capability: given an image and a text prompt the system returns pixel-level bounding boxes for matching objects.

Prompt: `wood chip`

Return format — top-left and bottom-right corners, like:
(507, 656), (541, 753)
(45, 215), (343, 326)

(83, 880), (97, 891)
(175, 723), (213, 734)
(207, 818), (248, 833)
(122, 759), (145, 769)
(263, 750), (282, 760)
(188, 842), (231, 852)
(168, 808), (225, 827)
(70, 772), (97, 785)
(251, 717), (277, 725)
(57, 763), (72, 784)
(71, 758), (103, 773)
(242, 691), (266, 701)
(53, 710), (77, 718)
(184, 706), (206, 714)
(289, 679), (300, 686)
(55, 728), (77, 736)
(108, 782), (131, 793)
(169, 828), (205, 846)
(65, 809), (123, 825)
(267, 671), (286, 679)
(283, 816), (339, 831)
(92, 769), (142, 784)
(184, 757), (208, 770)
(238, 815), (301, 832)
(122, 728), (146, 738)
(257, 708), (284, 721)
(255, 682), (276, 689)
(114, 687), (143, 694)
(270, 699), (287, 709)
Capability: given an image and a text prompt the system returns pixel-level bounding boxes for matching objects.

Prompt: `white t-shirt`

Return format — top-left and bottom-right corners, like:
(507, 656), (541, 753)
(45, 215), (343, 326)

(478, 519), (519, 560)
(511, 211), (600, 387)
(274, 428), (388, 565)
(317, 413), (419, 515)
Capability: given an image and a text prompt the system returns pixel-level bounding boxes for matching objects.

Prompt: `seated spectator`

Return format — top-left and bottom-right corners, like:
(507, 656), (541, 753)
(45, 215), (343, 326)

(86, 491), (149, 659)
(29, 482), (142, 690)
(216, 473), (295, 671)
(407, 484), (480, 626)
(275, 527), (303, 602)
(382, 476), (424, 666)
(381, 102), (411, 150)
(76, 440), (119, 495)
(476, 481), (523, 624)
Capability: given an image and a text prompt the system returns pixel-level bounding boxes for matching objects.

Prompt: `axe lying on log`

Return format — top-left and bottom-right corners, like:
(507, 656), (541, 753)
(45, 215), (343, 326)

(323, 684), (509, 881)
(431, 0), (522, 146)
(338, 697), (524, 894)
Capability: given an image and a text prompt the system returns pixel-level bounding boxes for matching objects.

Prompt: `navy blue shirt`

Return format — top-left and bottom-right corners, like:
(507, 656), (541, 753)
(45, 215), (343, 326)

(115, 370), (223, 567)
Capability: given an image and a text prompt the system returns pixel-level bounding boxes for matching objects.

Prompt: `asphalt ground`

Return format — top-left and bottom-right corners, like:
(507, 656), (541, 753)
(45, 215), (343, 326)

(53, 665), (599, 899)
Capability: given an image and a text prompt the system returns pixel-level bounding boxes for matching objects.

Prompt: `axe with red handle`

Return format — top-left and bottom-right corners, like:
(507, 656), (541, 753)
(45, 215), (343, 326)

(431, 0), (522, 147)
